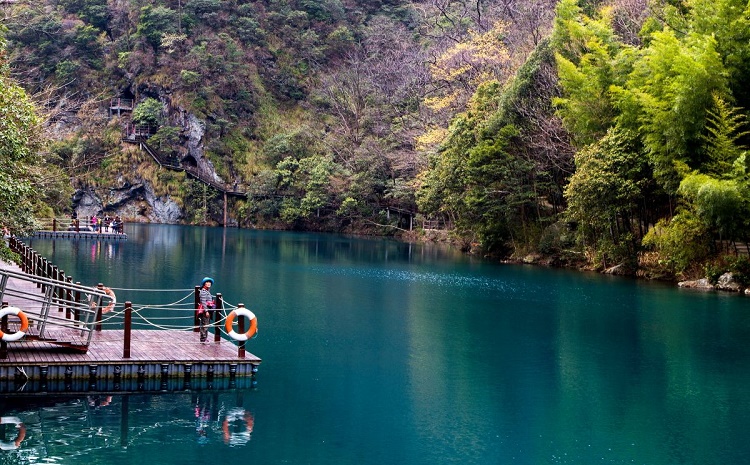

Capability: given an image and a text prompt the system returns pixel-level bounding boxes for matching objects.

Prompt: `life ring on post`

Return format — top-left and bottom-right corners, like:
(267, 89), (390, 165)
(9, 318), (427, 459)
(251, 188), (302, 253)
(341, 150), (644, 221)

(225, 308), (258, 341)
(0, 416), (26, 450)
(0, 307), (29, 342)
(102, 287), (116, 314)
(222, 408), (254, 445)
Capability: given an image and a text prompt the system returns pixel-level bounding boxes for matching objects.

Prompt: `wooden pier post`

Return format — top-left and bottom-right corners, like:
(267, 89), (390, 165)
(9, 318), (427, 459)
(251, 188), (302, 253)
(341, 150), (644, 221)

(53, 218), (57, 232)
(56, 268), (63, 312)
(238, 303), (246, 359)
(65, 276), (73, 319)
(75, 282), (81, 322)
(0, 302), (7, 359)
(123, 301), (132, 358)
(95, 283), (103, 331)
(215, 293), (223, 342)
(23, 244), (29, 273)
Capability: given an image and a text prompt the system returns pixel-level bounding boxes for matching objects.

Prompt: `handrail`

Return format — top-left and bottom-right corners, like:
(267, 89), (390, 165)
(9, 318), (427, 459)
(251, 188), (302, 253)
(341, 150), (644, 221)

(34, 217), (125, 234)
(134, 140), (248, 197)
(3, 238), (114, 348)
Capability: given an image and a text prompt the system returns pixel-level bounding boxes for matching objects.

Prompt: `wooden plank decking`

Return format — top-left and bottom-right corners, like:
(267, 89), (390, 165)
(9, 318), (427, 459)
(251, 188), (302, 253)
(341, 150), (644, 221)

(0, 259), (261, 391)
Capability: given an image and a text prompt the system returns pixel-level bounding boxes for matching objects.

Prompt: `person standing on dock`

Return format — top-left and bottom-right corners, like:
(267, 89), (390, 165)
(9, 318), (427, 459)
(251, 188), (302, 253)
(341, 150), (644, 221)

(198, 277), (216, 343)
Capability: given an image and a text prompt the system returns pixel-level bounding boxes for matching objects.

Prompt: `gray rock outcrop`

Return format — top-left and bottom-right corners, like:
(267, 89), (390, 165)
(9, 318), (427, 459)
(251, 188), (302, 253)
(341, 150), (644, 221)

(677, 278), (715, 290)
(716, 272), (743, 292)
(72, 178), (183, 224)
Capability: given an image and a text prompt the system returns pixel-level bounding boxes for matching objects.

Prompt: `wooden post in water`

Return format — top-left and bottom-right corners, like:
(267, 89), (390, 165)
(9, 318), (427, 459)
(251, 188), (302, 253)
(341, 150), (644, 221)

(123, 301), (132, 358)
(75, 283), (81, 322)
(237, 303), (246, 359)
(214, 293), (223, 342)
(95, 283), (103, 331)
(56, 268), (63, 312)
(0, 302), (7, 359)
(53, 218), (57, 232)
(193, 286), (200, 332)
(65, 276), (73, 319)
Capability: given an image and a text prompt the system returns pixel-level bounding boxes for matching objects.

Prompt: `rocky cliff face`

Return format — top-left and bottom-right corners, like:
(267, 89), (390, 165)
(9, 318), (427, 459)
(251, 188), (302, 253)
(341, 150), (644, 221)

(70, 93), (231, 224)
(73, 180), (183, 224)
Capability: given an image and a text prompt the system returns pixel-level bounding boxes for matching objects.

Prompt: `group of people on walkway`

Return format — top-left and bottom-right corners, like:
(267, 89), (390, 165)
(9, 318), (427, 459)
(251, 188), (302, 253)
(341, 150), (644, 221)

(69, 212), (125, 233)
(90, 214), (124, 233)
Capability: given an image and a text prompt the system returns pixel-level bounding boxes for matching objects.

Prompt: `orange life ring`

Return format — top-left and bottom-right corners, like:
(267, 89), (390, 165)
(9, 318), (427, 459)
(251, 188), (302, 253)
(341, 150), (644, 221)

(224, 308), (258, 341)
(222, 409), (254, 445)
(0, 307), (29, 342)
(102, 287), (116, 314)
(0, 417), (25, 450)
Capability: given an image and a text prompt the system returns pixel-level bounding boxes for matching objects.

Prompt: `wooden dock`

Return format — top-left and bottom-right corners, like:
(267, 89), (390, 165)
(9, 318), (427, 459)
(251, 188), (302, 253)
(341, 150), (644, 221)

(0, 256), (261, 393)
(32, 230), (127, 240)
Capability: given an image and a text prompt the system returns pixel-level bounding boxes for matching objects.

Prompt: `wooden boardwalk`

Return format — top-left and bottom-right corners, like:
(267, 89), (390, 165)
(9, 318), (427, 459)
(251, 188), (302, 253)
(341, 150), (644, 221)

(32, 230), (127, 240)
(0, 259), (261, 392)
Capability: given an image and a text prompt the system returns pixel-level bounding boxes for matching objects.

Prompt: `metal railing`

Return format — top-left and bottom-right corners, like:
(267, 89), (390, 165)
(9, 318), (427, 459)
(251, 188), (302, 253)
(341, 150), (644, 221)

(35, 217), (125, 234)
(5, 238), (114, 349)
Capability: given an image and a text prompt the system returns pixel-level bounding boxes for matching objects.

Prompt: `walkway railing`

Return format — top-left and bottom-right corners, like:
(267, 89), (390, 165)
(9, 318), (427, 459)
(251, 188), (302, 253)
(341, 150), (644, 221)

(2, 238), (114, 351)
(35, 217), (125, 234)
(124, 137), (247, 197)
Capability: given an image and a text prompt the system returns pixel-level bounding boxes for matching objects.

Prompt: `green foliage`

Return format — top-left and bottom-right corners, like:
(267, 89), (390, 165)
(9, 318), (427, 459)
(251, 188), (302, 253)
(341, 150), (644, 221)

(552, 1), (628, 147)
(276, 154), (337, 222)
(262, 130), (317, 166)
(149, 126), (181, 156)
(235, 17), (266, 46)
(703, 261), (724, 285)
(418, 79), (540, 252)
(538, 221), (576, 255)
(678, 174), (748, 238)
(132, 98), (164, 126)
(615, 29), (729, 191)
(55, 60), (80, 83)
(58, 0), (110, 31)
(685, 0), (750, 107)
(643, 211), (712, 274)
(0, 52), (73, 240)
(564, 128), (649, 262)
(180, 70), (200, 87)
(701, 94), (750, 177)
(135, 5), (178, 50)
(728, 256), (750, 287)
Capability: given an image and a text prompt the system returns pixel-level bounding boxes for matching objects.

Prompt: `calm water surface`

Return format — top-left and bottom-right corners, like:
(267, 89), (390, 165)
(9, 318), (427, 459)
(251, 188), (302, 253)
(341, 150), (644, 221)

(3, 224), (750, 464)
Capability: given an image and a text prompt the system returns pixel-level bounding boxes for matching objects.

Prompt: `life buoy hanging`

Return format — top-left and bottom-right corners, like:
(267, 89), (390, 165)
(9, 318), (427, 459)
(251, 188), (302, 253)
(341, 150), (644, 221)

(0, 416), (26, 450)
(224, 308), (258, 341)
(0, 307), (29, 342)
(102, 287), (116, 314)
(222, 408), (254, 445)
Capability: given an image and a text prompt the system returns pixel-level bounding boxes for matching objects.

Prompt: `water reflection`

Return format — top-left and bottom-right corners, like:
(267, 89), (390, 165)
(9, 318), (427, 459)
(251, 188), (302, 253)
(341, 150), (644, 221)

(0, 391), (256, 461)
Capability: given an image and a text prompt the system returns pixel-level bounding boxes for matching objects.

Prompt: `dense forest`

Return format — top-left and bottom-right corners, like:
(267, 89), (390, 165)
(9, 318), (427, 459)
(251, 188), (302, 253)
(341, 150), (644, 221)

(0, 0), (749, 285)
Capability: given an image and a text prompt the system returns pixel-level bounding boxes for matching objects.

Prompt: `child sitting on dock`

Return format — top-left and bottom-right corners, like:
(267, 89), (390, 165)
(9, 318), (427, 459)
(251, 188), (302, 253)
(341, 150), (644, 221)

(198, 277), (216, 343)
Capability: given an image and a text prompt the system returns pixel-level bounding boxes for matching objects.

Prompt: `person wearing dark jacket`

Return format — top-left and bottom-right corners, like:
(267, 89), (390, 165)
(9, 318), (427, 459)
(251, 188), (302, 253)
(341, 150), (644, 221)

(198, 277), (216, 343)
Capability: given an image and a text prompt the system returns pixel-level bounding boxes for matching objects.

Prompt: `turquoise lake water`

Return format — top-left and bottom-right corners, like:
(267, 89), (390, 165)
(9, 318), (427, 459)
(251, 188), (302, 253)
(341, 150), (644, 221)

(2, 223), (750, 464)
